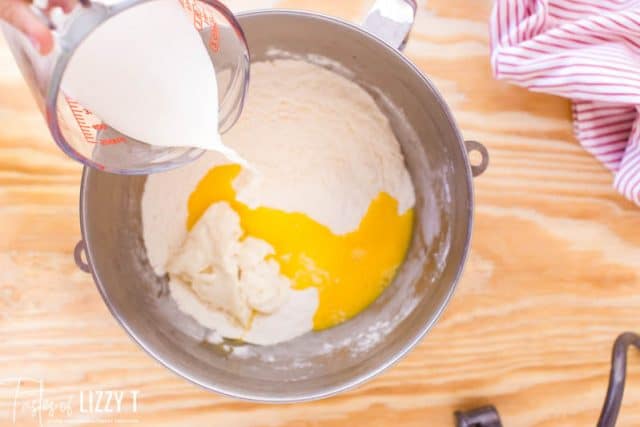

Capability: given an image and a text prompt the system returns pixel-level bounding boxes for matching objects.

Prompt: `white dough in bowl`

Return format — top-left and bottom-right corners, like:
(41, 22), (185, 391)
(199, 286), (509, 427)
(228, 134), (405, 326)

(166, 202), (290, 328)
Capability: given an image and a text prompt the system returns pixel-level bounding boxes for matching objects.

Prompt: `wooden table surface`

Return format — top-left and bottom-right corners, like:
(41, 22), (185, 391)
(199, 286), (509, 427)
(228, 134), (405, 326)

(1, 0), (640, 426)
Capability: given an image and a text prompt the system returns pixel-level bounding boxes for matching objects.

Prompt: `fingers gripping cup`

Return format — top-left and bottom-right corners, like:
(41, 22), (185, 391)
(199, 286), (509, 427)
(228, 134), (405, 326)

(1, 0), (249, 174)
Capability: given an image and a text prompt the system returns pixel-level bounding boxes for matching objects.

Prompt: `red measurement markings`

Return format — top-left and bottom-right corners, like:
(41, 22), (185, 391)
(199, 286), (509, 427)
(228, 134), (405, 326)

(66, 96), (96, 144)
(64, 96), (125, 145)
(208, 17), (219, 52)
(100, 136), (126, 145)
(178, 0), (219, 52)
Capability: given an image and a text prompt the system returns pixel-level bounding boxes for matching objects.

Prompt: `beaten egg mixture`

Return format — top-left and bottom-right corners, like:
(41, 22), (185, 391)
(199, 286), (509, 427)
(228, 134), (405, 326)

(142, 59), (416, 345)
(187, 164), (413, 331)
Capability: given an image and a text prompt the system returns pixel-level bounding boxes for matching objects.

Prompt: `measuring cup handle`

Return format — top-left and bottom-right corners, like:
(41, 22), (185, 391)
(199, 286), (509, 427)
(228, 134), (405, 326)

(362, 0), (417, 51)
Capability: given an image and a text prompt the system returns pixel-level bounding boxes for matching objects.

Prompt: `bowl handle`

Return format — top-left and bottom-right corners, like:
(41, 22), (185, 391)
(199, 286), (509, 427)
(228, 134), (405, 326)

(465, 140), (489, 177)
(362, 0), (417, 51)
(73, 240), (91, 273)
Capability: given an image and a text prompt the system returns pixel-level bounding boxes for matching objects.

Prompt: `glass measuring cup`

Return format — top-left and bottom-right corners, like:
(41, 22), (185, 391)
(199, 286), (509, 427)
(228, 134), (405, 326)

(1, 0), (249, 174)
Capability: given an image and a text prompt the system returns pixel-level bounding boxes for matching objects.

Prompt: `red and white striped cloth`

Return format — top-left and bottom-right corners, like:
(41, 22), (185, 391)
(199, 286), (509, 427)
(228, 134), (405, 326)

(490, 0), (640, 205)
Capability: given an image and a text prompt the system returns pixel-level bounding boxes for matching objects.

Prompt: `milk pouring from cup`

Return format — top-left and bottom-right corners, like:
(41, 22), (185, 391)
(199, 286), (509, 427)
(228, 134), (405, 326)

(0, 0), (250, 174)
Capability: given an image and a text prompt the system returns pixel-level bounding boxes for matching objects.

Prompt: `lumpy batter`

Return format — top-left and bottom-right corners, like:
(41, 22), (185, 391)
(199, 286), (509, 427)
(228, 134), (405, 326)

(142, 59), (416, 345)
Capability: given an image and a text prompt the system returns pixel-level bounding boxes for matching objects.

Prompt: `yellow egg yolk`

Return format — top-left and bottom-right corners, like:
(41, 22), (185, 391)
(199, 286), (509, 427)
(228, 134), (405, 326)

(187, 164), (414, 330)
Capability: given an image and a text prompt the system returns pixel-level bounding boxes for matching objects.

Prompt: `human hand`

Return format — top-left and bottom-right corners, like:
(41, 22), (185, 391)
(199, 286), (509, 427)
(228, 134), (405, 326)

(0, 0), (77, 54)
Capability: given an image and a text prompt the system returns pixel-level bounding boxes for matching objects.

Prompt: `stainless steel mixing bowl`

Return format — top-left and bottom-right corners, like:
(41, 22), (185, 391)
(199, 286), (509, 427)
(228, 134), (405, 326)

(74, 3), (489, 402)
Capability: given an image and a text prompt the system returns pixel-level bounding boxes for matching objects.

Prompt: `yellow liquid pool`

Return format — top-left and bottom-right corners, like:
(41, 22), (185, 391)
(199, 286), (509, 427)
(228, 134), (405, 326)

(187, 164), (414, 330)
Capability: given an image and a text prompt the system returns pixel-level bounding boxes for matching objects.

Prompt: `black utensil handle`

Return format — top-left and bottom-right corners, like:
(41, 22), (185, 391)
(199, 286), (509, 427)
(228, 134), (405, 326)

(455, 332), (640, 427)
(597, 332), (640, 427)
(455, 406), (503, 427)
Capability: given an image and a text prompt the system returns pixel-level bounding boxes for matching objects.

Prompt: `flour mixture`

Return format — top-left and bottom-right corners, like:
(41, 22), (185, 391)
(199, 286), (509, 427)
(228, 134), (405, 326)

(142, 59), (415, 345)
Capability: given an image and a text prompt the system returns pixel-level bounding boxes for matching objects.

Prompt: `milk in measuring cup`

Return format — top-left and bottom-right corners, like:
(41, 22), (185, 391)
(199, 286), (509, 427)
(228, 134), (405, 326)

(61, 0), (244, 164)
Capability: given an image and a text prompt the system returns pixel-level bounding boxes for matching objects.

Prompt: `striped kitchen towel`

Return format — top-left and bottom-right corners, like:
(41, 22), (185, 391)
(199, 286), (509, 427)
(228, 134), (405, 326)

(490, 0), (640, 205)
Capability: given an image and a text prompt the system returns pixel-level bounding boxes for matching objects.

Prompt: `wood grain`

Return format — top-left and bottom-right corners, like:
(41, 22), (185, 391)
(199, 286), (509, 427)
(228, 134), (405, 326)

(1, 0), (639, 426)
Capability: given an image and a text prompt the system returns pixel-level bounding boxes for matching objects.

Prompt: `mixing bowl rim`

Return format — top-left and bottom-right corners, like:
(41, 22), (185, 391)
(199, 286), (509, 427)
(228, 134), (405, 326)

(78, 8), (475, 403)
